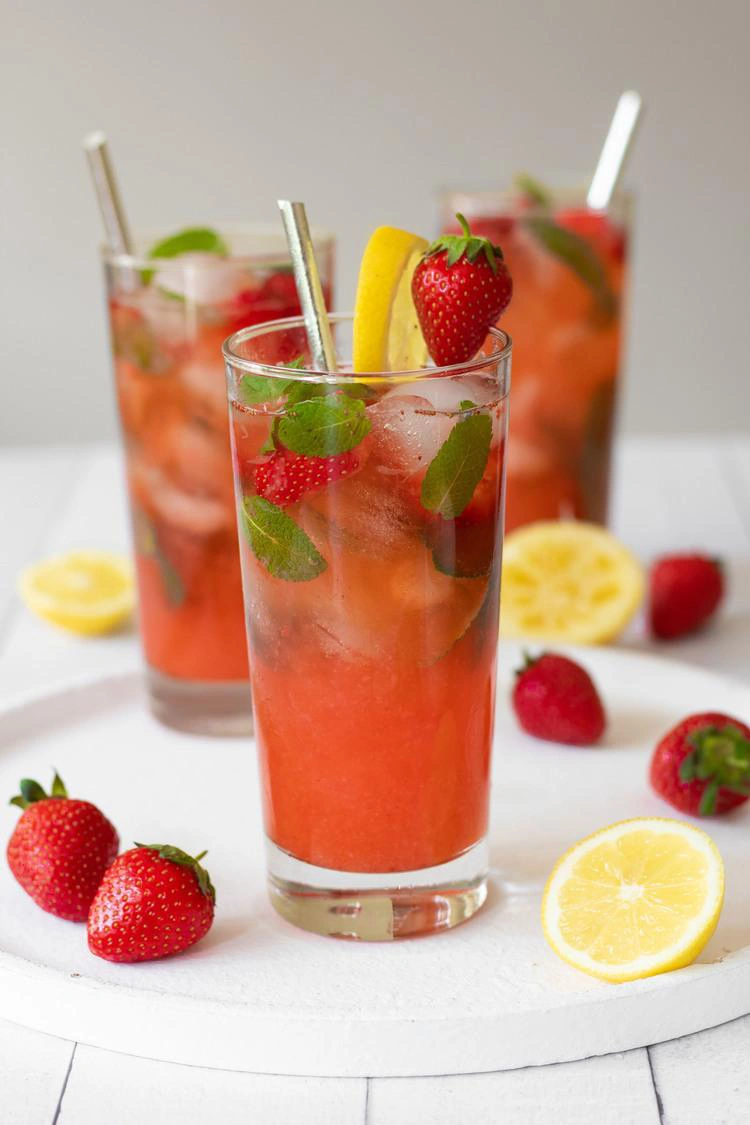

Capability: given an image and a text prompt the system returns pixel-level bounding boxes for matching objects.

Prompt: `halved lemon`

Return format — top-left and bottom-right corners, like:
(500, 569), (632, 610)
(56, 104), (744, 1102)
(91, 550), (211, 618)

(19, 551), (135, 636)
(542, 817), (724, 983)
(500, 521), (644, 644)
(353, 226), (429, 372)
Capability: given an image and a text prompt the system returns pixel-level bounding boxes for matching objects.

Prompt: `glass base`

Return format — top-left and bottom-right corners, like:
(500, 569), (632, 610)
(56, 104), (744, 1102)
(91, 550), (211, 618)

(266, 838), (488, 941)
(146, 668), (253, 737)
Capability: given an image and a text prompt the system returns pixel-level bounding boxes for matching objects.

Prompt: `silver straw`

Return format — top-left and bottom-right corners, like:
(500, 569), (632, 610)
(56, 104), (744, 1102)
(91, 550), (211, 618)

(83, 130), (133, 255)
(586, 91), (643, 211)
(277, 200), (337, 372)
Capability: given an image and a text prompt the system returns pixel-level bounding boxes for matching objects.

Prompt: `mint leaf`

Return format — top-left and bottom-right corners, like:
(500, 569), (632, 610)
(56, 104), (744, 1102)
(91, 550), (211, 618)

(421, 413), (492, 519)
(147, 227), (229, 261)
(241, 496), (327, 582)
(278, 394), (371, 457)
(143, 227), (229, 285)
(133, 509), (185, 606)
(523, 216), (616, 316)
(239, 374), (294, 405)
(514, 173), (552, 207)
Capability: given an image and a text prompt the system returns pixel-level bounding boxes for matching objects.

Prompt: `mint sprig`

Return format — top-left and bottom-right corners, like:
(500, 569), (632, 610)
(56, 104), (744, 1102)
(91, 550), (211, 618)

(241, 496), (327, 582)
(278, 394), (371, 457)
(514, 173), (552, 207)
(523, 216), (616, 316)
(142, 227), (229, 285)
(421, 408), (492, 519)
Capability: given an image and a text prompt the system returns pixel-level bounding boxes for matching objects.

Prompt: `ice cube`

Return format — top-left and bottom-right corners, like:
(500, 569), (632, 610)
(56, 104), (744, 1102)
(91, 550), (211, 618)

(153, 254), (251, 306)
(129, 459), (231, 537)
(368, 394), (453, 476)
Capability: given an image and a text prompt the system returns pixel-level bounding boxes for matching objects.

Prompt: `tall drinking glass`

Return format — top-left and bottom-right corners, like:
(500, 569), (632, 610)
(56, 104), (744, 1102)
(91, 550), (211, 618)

(439, 190), (630, 532)
(103, 226), (334, 735)
(224, 315), (510, 939)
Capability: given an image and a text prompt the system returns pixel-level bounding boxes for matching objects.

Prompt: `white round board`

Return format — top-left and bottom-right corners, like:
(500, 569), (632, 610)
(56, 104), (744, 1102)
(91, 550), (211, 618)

(1, 644), (749, 1077)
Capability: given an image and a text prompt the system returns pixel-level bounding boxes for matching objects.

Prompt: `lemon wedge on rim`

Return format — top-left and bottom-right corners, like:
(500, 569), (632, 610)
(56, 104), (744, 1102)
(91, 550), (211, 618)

(542, 817), (725, 983)
(500, 520), (644, 644)
(19, 551), (135, 636)
(353, 226), (429, 372)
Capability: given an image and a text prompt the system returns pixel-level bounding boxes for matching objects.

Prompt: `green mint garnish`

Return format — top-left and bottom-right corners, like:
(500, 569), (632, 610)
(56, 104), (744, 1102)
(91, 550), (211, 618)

(134, 509), (185, 606)
(421, 410), (492, 519)
(241, 496), (327, 582)
(523, 216), (616, 316)
(514, 173), (552, 207)
(239, 374), (294, 405)
(277, 394), (371, 457)
(142, 227), (229, 284)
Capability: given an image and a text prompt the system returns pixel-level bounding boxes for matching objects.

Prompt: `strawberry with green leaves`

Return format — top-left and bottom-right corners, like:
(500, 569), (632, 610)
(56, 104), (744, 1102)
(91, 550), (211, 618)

(650, 713), (750, 817)
(88, 844), (215, 963)
(412, 214), (513, 366)
(7, 772), (119, 922)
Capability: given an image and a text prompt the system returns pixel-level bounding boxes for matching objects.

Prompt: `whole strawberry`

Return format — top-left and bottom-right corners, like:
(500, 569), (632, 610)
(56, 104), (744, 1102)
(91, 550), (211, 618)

(88, 844), (215, 963)
(412, 213), (513, 366)
(512, 652), (606, 746)
(650, 712), (750, 816)
(650, 553), (724, 639)
(7, 773), (119, 922)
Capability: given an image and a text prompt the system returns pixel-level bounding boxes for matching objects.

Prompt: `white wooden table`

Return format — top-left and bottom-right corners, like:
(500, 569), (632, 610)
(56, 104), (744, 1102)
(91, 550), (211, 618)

(1, 436), (749, 1125)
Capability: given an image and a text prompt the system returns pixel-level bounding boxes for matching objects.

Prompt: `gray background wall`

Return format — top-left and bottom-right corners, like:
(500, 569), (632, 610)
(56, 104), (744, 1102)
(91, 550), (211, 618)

(2, 0), (748, 445)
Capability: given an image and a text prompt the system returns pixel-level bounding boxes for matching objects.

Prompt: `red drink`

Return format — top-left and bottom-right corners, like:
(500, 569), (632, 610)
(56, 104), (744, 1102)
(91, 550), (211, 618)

(104, 227), (334, 732)
(441, 190), (629, 532)
(225, 315), (510, 938)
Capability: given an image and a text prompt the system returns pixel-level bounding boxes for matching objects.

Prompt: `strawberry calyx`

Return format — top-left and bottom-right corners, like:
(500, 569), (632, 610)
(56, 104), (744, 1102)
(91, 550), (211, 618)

(424, 213), (504, 274)
(10, 771), (67, 810)
(680, 725), (750, 815)
(515, 650), (543, 676)
(134, 843), (216, 904)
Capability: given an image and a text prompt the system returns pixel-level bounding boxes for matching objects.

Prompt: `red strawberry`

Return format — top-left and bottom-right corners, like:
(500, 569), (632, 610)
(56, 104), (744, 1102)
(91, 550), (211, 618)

(512, 652), (606, 746)
(7, 773), (119, 922)
(649, 554), (724, 639)
(253, 447), (360, 506)
(412, 213), (513, 366)
(88, 844), (215, 963)
(650, 713), (750, 816)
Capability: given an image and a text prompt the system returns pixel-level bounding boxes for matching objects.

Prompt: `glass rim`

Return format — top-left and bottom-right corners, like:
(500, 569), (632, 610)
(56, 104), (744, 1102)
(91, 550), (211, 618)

(222, 312), (512, 385)
(438, 185), (634, 213)
(101, 221), (335, 270)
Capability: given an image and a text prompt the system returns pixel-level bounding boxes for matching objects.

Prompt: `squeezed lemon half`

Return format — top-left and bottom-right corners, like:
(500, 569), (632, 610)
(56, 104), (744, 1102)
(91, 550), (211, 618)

(500, 520), (644, 643)
(19, 551), (135, 636)
(542, 817), (725, 983)
(352, 225), (429, 373)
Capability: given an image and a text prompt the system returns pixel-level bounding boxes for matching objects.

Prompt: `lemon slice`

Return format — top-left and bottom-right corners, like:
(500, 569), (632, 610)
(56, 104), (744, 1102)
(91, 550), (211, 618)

(500, 521), (644, 644)
(353, 226), (429, 372)
(542, 817), (724, 983)
(19, 551), (135, 636)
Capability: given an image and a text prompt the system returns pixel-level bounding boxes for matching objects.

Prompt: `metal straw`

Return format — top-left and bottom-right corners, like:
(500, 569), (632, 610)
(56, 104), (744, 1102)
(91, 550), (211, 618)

(83, 131), (133, 256)
(586, 91), (643, 211)
(277, 200), (337, 372)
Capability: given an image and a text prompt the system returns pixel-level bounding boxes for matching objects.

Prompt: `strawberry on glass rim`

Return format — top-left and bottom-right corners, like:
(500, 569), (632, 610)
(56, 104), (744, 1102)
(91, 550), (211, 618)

(412, 213), (513, 366)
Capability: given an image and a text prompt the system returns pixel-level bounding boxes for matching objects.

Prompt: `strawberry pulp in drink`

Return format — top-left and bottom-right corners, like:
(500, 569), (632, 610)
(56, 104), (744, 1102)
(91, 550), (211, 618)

(227, 321), (509, 873)
(441, 189), (628, 531)
(105, 229), (333, 686)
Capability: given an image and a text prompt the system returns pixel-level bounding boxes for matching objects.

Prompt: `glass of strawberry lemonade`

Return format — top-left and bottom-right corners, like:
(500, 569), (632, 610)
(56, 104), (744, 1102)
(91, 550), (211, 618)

(103, 225), (334, 734)
(224, 219), (510, 938)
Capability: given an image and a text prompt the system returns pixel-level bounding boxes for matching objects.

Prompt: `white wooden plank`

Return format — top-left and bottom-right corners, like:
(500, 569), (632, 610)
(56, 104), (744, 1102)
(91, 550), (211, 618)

(649, 1012), (750, 1125)
(0, 1016), (73, 1124)
(0, 446), (81, 637)
(0, 444), (139, 700)
(369, 1049), (659, 1125)
(57, 1046), (366, 1125)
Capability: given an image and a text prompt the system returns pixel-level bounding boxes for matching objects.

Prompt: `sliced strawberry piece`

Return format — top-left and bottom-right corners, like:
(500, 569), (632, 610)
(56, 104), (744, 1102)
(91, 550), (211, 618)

(253, 448), (360, 506)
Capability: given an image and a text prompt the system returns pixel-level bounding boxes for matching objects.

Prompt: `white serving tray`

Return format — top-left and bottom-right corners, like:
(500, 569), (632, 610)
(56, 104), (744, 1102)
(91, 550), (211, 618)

(0, 643), (749, 1077)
